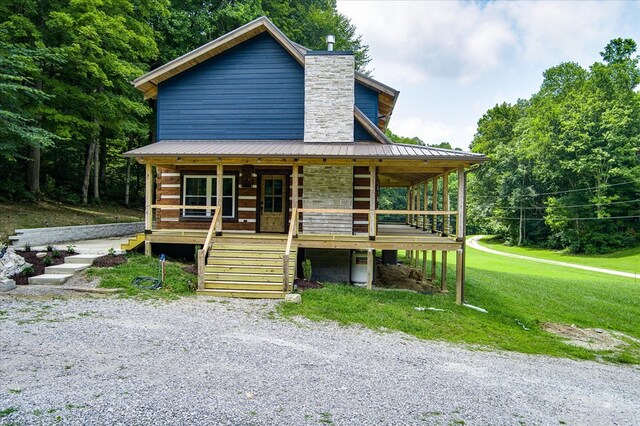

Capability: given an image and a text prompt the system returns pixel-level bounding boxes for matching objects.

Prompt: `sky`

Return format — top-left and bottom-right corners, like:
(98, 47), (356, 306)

(337, 0), (640, 150)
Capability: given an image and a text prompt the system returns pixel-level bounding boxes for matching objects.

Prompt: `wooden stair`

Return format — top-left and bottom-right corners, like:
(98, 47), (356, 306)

(197, 237), (296, 299)
(121, 233), (145, 251)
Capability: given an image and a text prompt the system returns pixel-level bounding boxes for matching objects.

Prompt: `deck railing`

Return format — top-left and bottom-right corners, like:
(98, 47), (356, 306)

(196, 207), (221, 290)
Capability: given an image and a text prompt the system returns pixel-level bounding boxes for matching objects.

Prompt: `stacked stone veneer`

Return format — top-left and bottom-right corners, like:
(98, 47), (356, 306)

(303, 51), (355, 235)
(304, 53), (354, 142)
(302, 165), (353, 234)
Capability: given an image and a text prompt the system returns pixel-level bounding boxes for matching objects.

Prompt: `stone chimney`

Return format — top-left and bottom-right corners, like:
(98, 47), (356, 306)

(303, 51), (354, 143)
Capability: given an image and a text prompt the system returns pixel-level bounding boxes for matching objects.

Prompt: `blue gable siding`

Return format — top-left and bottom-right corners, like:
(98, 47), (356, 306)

(157, 33), (304, 140)
(354, 82), (378, 141)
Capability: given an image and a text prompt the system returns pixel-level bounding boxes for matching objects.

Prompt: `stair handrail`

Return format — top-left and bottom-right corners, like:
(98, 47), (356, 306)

(283, 207), (298, 292)
(197, 207), (222, 290)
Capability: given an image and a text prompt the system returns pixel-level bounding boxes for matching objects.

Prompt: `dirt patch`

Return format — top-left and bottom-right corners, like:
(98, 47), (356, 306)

(294, 278), (323, 291)
(374, 264), (439, 293)
(92, 254), (127, 268)
(182, 264), (198, 275)
(11, 250), (71, 285)
(543, 323), (630, 351)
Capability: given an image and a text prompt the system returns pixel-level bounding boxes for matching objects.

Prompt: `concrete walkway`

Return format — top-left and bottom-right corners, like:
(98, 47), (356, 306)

(31, 236), (129, 255)
(468, 235), (638, 279)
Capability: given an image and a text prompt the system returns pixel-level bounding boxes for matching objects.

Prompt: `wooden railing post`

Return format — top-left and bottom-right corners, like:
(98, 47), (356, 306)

(144, 163), (153, 256)
(369, 165), (376, 240)
(197, 249), (205, 290)
(216, 162), (223, 236)
(283, 207), (297, 292)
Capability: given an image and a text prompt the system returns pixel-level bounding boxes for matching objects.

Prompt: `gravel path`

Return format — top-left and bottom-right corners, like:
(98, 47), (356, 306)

(1, 294), (639, 425)
(468, 235), (637, 279)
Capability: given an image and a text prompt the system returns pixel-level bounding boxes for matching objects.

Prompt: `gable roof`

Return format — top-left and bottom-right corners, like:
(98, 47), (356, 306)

(133, 16), (399, 131)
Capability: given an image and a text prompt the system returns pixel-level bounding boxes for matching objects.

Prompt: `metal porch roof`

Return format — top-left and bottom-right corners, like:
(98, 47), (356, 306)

(124, 140), (486, 162)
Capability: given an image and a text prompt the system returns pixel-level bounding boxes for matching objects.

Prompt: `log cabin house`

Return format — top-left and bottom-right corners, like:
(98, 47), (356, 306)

(124, 16), (487, 301)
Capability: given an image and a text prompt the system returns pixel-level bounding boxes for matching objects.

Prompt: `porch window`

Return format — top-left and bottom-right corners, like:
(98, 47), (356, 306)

(182, 175), (235, 218)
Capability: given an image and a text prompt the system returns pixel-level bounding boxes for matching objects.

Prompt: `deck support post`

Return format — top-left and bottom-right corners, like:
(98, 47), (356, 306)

(431, 250), (436, 281)
(216, 163), (223, 236)
(369, 165), (376, 240)
(416, 182), (421, 229)
(405, 186), (411, 225)
(431, 177), (437, 234)
(441, 251), (448, 292)
(421, 250), (427, 276)
(456, 166), (467, 305)
(144, 162), (153, 256)
(442, 171), (449, 236)
(367, 248), (374, 290)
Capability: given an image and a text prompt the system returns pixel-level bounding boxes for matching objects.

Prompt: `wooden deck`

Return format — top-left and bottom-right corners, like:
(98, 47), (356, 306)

(146, 223), (462, 251)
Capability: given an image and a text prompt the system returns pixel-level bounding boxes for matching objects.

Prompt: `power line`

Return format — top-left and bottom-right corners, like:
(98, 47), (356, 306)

(472, 179), (640, 200)
(473, 198), (640, 210)
(488, 215), (640, 221)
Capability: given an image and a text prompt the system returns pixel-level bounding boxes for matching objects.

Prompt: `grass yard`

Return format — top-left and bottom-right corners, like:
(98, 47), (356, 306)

(279, 243), (640, 364)
(479, 236), (640, 274)
(87, 254), (196, 299)
(0, 201), (143, 243)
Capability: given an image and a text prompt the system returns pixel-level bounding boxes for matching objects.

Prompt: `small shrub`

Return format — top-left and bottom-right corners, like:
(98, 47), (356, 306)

(302, 258), (312, 281)
(43, 255), (53, 266)
(23, 244), (31, 252)
(66, 244), (76, 254)
(52, 249), (60, 258)
(46, 245), (53, 252)
(107, 247), (116, 256)
(22, 266), (34, 276)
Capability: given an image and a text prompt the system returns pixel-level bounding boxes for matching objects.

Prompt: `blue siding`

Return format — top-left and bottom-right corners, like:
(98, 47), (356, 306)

(354, 120), (374, 141)
(158, 33), (304, 140)
(354, 82), (378, 141)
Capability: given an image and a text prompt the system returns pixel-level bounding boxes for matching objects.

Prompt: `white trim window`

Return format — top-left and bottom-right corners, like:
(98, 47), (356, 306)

(182, 175), (235, 218)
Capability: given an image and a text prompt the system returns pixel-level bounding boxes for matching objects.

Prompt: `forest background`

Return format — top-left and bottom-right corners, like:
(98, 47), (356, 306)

(1, 0), (638, 253)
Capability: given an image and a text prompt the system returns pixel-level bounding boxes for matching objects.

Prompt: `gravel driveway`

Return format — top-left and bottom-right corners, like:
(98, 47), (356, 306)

(1, 294), (639, 425)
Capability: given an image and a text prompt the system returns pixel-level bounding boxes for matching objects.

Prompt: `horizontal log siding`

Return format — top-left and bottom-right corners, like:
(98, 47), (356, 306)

(353, 166), (371, 234)
(157, 33), (304, 140)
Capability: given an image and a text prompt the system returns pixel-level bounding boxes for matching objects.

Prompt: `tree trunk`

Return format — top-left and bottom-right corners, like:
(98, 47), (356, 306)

(124, 137), (132, 206)
(82, 141), (97, 205)
(26, 145), (40, 194)
(93, 135), (100, 203)
(26, 79), (44, 194)
(99, 130), (107, 192)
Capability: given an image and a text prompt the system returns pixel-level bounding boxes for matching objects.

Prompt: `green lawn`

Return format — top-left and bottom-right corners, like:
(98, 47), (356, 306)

(279, 244), (640, 363)
(479, 236), (640, 274)
(87, 254), (196, 299)
(0, 201), (143, 243)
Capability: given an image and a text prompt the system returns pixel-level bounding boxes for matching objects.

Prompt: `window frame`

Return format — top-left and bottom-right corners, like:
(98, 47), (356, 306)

(181, 174), (237, 220)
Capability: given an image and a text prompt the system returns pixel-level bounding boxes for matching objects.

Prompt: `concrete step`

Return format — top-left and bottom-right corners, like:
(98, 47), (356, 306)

(44, 263), (91, 274)
(64, 254), (101, 264)
(28, 274), (74, 285)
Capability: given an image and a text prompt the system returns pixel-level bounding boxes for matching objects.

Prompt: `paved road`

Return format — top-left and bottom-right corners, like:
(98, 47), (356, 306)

(468, 235), (637, 279)
(1, 295), (639, 425)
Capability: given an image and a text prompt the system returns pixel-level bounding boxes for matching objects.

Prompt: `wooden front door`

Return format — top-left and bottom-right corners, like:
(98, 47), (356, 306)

(260, 175), (286, 233)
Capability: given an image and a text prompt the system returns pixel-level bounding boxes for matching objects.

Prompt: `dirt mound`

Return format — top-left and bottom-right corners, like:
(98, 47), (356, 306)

(374, 264), (438, 293)
(92, 254), (127, 268)
(543, 323), (629, 351)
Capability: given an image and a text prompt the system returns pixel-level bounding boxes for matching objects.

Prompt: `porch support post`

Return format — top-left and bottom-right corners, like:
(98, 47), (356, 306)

(441, 171), (449, 291)
(405, 186), (411, 225)
(216, 162), (223, 235)
(422, 181), (427, 231)
(292, 162), (299, 208)
(369, 165), (376, 240)
(431, 177), (437, 233)
(367, 248), (374, 290)
(416, 182), (421, 229)
(421, 250), (427, 276)
(442, 171), (449, 235)
(144, 162), (153, 256)
(456, 166), (467, 305)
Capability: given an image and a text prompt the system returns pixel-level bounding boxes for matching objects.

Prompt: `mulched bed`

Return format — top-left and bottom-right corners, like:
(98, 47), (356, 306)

(294, 278), (323, 291)
(11, 250), (71, 285)
(182, 264), (198, 275)
(92, 254), (127, 268)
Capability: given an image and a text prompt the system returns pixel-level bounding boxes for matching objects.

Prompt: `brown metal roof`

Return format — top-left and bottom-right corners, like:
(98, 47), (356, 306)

(124, 140), (486, 162)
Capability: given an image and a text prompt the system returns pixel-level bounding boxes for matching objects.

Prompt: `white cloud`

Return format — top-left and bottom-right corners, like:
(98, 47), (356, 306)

(337, 0), (640, 149)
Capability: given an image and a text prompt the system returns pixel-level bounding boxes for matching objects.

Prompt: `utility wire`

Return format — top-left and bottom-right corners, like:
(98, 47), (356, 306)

(472, 179), (640, 200)
(488, 215), (640, 221)
(473, 198), (640, 210)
